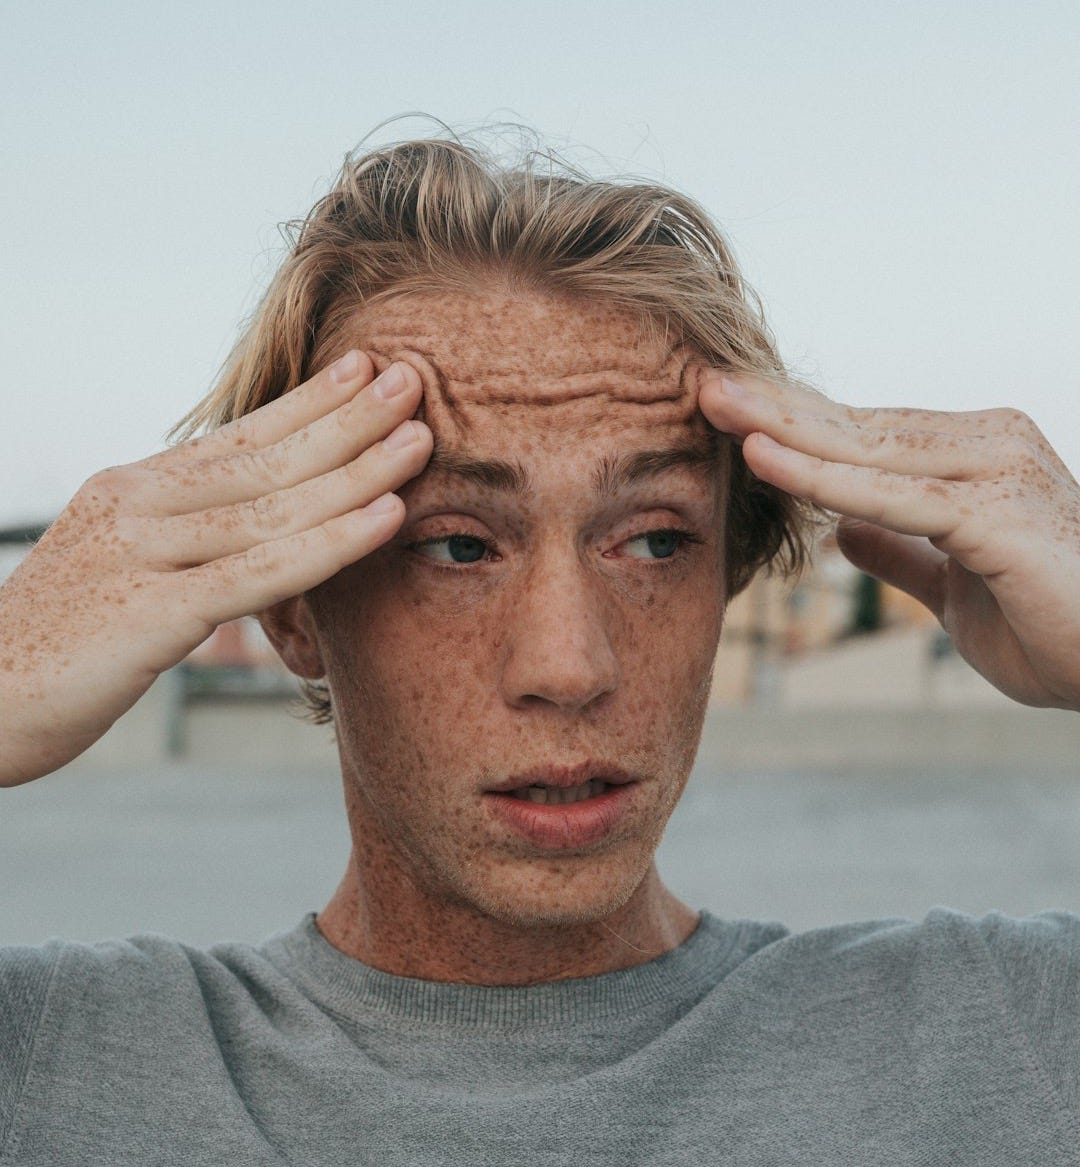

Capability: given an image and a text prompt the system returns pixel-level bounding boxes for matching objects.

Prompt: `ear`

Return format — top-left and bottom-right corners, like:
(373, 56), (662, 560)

(258, 597), (326, 680)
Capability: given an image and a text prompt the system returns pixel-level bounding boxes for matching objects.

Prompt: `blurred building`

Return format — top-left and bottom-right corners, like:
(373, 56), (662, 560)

(711, 533), (944, 706)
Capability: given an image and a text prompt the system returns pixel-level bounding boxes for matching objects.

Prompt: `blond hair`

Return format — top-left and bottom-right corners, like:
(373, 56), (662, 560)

(177, 127), (820, 718)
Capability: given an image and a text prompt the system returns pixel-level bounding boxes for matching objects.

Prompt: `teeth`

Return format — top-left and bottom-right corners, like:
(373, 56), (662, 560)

(515, 780), (607, 805)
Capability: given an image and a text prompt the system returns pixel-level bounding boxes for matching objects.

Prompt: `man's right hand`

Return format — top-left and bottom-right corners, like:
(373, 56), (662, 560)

(0, 352), (432, 786)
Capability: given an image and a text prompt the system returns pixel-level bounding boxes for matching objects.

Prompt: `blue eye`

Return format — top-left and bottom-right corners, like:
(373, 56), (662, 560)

(415, 535), (490, 564)
(646, 530), (680, 558)
(622, 530), (686, 560)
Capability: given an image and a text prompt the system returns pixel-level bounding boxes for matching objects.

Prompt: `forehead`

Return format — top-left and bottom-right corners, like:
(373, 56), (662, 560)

(354, 289), (708, 450)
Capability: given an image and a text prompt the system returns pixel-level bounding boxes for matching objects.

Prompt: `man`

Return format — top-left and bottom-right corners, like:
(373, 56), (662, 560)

(1, 133), (1078, 1163)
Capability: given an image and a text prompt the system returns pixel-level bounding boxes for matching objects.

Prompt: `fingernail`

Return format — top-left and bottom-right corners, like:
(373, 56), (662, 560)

(367, 493), (400, 515)
(372, 363), (410, 400)
(384, 420), (419, 451)
(330, 350), (361, 384)
(720, 376), (747, 397)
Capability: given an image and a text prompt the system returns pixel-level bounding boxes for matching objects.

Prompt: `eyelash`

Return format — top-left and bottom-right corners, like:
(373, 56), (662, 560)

(408, 528), (702, 569)
(409, 533), (499, 567)
(616, 528), (703, 562)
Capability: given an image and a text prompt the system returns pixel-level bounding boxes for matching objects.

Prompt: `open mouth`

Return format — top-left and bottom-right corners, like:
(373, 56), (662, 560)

(484, 765), (638, 848)
(507, 780), (610, 805)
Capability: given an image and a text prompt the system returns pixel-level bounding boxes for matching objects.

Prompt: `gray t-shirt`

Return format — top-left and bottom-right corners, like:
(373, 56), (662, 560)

(2, 907), (1079, 1164)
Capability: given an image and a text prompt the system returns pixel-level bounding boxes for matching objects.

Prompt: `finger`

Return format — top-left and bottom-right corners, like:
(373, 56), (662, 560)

(153, 419), (432, 566)
(705, 380), (1018, 482)
(701, 371), (1063, 464)
(184, 493), (408, 625)
(743, 432), (972, 543)
(141, 361), (424, 515)
(154, 349), (378, 466)
(836, 519), (947, 619)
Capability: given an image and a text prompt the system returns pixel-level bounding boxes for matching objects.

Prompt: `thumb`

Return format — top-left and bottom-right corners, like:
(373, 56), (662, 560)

(835, 519), (947, 622)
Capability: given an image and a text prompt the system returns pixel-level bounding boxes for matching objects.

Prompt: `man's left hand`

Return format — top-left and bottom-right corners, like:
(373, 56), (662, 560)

(699, 371), (1080, 712)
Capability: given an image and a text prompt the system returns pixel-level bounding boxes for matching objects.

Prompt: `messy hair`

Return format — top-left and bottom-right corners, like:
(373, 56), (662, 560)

(176, 123), (821, 723)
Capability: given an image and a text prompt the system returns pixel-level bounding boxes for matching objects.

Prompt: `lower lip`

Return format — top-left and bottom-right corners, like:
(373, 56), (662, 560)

(483, 784), (635, 850)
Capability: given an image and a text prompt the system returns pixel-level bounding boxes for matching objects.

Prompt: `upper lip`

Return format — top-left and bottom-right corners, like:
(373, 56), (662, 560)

(486, 762), (640, 793)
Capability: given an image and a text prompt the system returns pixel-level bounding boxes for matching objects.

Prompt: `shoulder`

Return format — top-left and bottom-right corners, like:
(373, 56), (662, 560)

(740, 905), (1080, 988)
(0, 931), (243, 998)
(0, 933), (226, 1043)
(807, 905), (1080, 975)
(0, 942), (65, 1143)
(948, 909), (1080, 1065)
(0, 927), (305, 1066)
(0, 935), (206, 1151)
(0, 927), (309, 1153)
(734, 906), (1080, 1109)
(716, 905), (1080, 1043)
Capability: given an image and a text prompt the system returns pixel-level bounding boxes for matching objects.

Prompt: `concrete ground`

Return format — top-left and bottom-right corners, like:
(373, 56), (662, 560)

(3, 705), (1079, 950)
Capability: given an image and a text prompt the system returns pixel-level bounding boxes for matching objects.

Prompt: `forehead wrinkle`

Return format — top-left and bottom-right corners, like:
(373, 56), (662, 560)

(443, 348), (692, 407)
(445, 366), (687, 406)
(366, 346), (472, 438)
(367, 331), (693, 409)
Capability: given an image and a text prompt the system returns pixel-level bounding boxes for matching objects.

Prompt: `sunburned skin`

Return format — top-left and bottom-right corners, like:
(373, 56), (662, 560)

(274, 289), (729, 985)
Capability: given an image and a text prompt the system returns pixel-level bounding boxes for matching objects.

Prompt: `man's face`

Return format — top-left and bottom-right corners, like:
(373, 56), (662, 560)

(307, 289), (727, 929)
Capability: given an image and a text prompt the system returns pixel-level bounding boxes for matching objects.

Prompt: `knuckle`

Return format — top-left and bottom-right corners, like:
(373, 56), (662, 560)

(329, 403), (352, 435)
(240, 443), (289, 487)
(843, 404), (875, 425)
(996, 430), (1051, 481)
(853, 423), (889, 451)
(64, 467), (148, 550)
(1003, 431), (1035, 464)
(988, 406), (1037, 436)
(107, 513), (143, 549)
(245, 490), (290, 533)
(243, 542), (277, 578)
(80, 465), (135, 505)
(975, 410), (1054, 477)
(332, 394), (370, 437)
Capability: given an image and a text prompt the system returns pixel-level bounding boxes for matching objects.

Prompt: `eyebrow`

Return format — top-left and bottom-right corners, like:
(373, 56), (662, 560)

(423, 434), (720, 499)
(593, 435), (721, 498)
(425, 447), (533, 495)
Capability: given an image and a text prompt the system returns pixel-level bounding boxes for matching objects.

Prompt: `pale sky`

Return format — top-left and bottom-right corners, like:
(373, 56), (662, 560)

(2, 0), (1077, 527)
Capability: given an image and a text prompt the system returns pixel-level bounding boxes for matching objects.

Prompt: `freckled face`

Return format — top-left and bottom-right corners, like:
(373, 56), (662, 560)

(307, 290), (727, 927)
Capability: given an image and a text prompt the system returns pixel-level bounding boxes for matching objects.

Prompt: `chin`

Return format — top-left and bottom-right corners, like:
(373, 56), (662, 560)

(454, 846), (656, 931)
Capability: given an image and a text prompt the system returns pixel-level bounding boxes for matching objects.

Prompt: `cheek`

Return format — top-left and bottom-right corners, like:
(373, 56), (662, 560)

(622, 591), (723, 711)
(619, 575), (724, 756)
(614, 546), (726, 652)
(315, 562), (502, 753)
(315, 546), (723, 764)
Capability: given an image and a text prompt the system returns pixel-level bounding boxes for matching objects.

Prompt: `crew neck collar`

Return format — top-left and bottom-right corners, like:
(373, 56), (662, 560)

(261, 911), (755, 1029)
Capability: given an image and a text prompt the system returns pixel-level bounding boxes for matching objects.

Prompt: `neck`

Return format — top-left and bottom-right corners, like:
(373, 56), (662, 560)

(317, 851), (698, 986)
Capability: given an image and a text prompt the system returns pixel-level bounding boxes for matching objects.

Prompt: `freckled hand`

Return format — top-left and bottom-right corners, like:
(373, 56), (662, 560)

(0, 353), (434, 785)
(698, 371), (1080, 711)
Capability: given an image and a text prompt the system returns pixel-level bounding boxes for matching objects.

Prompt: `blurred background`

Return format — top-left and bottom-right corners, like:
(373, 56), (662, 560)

(2, 1), (1078, 947)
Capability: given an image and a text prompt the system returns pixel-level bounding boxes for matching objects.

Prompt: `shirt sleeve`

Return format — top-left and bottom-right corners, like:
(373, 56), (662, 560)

(0, 943), (61, 1156)
(973, 909), (1080, 1113)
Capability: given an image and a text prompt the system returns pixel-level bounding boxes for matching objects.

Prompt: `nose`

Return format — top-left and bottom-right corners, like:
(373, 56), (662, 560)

(498, 550), (620, 713)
